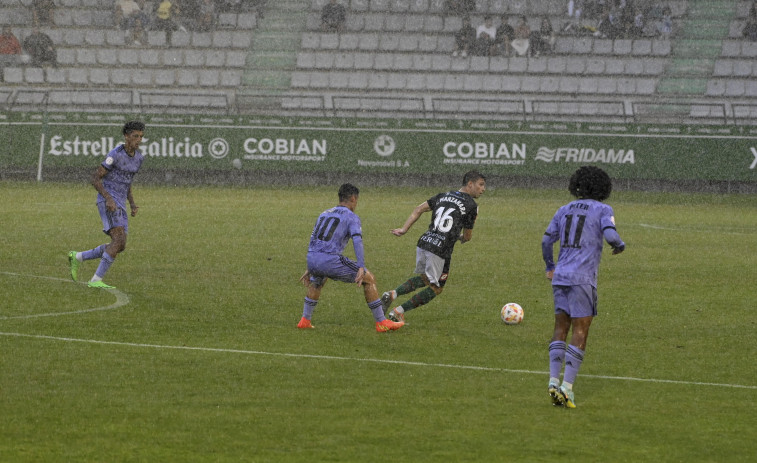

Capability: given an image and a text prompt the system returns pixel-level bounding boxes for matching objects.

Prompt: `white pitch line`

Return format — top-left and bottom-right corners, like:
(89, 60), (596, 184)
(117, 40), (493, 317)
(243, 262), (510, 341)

(0, 331), (754, 391)
(639, 223), (754, 235)
(0, 271), (130, 320)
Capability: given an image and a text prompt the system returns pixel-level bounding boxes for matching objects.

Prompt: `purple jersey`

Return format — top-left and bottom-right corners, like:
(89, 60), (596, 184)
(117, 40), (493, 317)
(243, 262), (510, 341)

(98, 144), (144, 209)
(308, 205), (365, 268)
(542, 199), (623, 287)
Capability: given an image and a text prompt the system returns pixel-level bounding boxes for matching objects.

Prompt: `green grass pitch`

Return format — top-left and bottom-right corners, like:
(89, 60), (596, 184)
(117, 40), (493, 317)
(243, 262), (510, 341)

(1, 181), (755, 462)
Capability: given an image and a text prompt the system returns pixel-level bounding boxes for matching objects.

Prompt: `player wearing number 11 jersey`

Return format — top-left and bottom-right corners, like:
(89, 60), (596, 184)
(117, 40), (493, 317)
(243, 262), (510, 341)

(381, 171), (485, 323)
(542, 166), (625, 408)
(298, 183), (404, 333)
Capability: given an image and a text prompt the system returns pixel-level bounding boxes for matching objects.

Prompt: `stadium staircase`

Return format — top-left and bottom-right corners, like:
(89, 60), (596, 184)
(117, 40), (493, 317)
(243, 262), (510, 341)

(238, 0), (308, 104)
(657, 0), (736, 96)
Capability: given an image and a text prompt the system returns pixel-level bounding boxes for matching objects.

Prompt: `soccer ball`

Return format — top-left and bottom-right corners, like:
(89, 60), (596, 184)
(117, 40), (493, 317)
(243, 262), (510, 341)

(500, 303), (524, 325)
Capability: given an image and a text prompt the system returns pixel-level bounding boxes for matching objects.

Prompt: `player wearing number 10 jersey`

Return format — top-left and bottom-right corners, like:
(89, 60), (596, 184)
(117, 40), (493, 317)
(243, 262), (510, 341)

(298, 183), (404, 333)
(381, 171), (486, 323)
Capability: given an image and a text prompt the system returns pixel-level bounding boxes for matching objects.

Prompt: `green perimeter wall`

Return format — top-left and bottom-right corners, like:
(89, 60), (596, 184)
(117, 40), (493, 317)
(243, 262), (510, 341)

(1, 112), (756, 183)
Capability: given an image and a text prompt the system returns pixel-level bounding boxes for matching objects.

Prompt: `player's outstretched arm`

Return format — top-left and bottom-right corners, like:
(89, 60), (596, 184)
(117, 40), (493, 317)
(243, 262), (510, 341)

(391, 201), (430, 236)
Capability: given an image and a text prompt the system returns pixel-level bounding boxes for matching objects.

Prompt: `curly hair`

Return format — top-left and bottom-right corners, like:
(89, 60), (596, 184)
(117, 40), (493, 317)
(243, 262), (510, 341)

(568, 166), (612, 201)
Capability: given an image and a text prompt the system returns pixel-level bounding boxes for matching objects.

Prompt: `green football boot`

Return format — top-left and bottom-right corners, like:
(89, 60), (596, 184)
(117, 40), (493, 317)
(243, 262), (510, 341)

(68, 251), (80, 282)
(88, 280), (115, 289)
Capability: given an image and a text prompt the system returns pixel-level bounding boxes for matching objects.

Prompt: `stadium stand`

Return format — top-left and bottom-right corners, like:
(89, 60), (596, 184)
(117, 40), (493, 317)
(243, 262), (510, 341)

(0, 0), (256, 113)
(0, 0), (755, 123)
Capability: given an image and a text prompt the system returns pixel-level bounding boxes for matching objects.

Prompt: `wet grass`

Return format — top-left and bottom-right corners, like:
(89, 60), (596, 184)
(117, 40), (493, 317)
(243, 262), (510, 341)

(1, 181), (755, 462)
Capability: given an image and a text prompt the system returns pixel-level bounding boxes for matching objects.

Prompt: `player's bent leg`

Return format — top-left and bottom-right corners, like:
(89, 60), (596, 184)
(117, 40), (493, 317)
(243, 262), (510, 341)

(381, 290), (396, 310)
(551, 313), (571, 343)
(360, 269), (379, 302)
(395, 275), (426, 296)
(387, 306), (404, 322)
(569, 316), (593, 351)
(68, 251), (80, 281)
(107, 227), (127, 257)
(306, 279), (325, 300)
(300, 277), (324, 328)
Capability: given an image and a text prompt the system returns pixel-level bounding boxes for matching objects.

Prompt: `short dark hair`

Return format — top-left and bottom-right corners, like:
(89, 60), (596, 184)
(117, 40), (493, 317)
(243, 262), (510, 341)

(462, 170), (486, 186)
(568, 166), (612, 201)
(338, 183), (359, 202)
(122, 120), (145, 135)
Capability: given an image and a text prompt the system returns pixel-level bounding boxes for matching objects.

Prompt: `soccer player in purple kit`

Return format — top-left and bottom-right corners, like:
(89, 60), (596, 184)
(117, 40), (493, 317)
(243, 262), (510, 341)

(298, 183), (404, 333)
(381, 171), (485, 322)
(68, 120), (145, 289)
(542, 166), (625, 408)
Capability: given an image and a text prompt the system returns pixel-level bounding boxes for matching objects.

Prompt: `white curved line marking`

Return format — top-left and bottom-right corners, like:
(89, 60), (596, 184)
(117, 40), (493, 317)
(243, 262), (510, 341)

(0, 271), (130, 320)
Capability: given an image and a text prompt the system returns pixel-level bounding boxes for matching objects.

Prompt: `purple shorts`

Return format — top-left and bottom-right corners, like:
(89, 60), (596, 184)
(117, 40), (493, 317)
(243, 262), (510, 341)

(307, 252), (360, 287)
(552, 284), (597, 318)
(97, 201), (129, 235)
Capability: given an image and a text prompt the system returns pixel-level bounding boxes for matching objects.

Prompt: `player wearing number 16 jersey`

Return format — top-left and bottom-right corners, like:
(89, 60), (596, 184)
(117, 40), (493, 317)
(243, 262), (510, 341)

(298, 183), (404, 333)
(381, 171), (485, 323)
(542, 166), (625, 408)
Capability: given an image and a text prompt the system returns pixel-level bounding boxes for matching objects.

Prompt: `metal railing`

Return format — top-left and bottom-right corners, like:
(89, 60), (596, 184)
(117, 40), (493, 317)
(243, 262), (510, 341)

(3, 87), (757, 125)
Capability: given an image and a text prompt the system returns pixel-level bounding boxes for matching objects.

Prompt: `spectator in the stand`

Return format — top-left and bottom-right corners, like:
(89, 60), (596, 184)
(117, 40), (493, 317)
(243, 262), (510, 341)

(531, 17), (555, 56)
(154, 0), (181, 42)
(196, 0), (216, 31)
(128, 16), (148, 45)
(656, 6), (672, 38)
(567, 0), (584, 24)
(510, 16), (531, 57)
(444, 0), (475, 17)
(744, 1), (757, 41)
(472, 15), (497, 56)
(23, 27), (57, 67)
(452, 16), (475, 57)
(321, 0), (346, 33)
(628, 7), (644, 38)
(32, 0), (55, 27)
(495, 14), (514, 56)
(597, 5), (624, 38)
(0, 26), (22, 80)
(115, 0), (149, 31)
(0, 26), (22, 56)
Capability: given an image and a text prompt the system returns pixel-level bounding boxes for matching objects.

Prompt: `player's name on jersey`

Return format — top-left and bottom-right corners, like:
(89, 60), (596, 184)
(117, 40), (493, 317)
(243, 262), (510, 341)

(438, 195), (468, 214)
